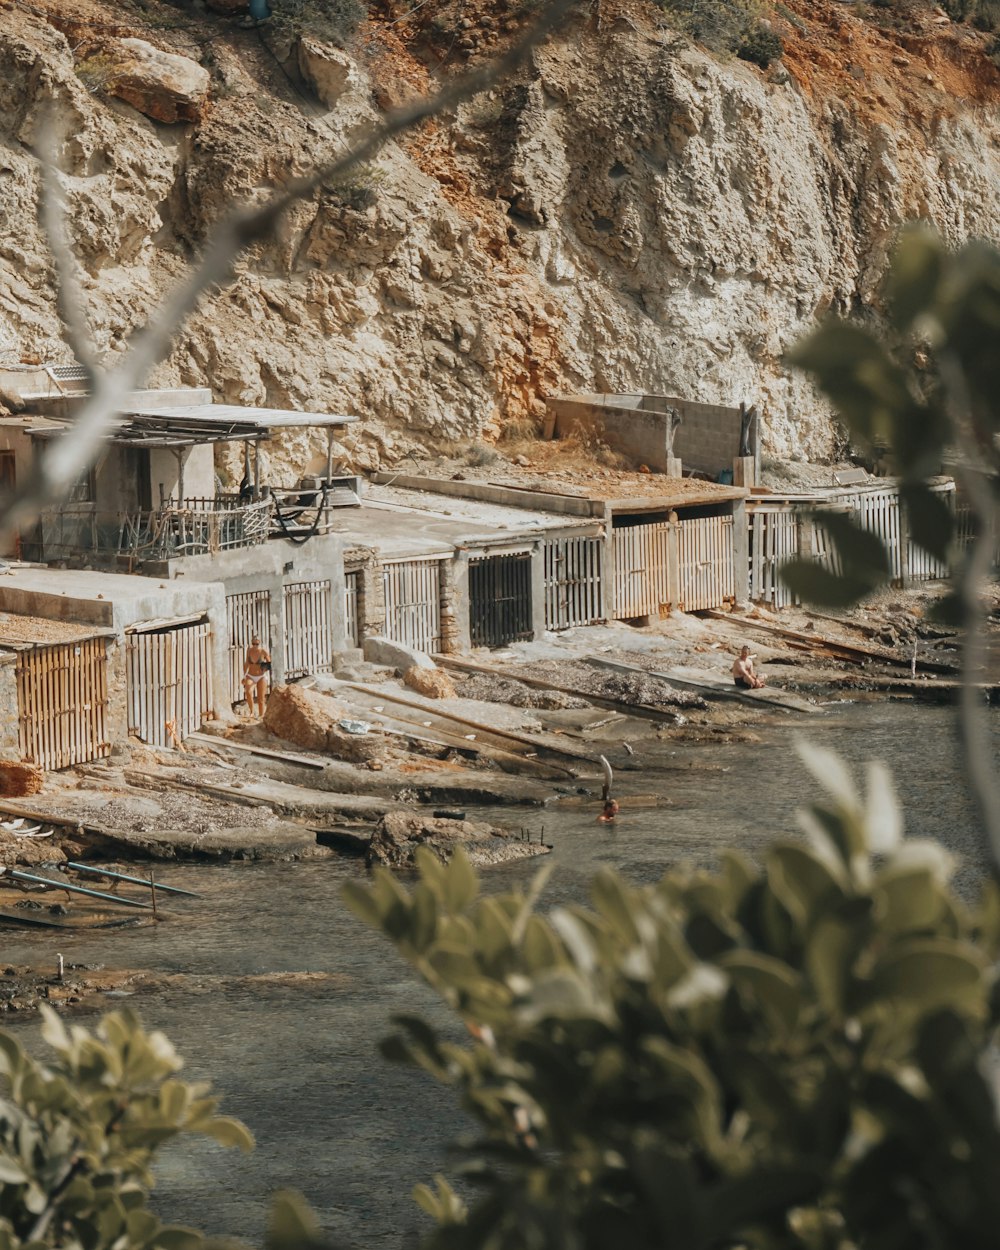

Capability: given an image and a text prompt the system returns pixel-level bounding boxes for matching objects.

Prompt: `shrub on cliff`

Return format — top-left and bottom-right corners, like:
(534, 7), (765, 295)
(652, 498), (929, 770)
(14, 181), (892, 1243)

(658, 0), (782, 66)
(270, 0), (366, 47)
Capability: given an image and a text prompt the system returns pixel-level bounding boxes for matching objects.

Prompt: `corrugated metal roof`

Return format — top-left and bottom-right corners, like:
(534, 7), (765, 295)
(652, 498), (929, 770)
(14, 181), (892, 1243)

(125, 403), (358, 429)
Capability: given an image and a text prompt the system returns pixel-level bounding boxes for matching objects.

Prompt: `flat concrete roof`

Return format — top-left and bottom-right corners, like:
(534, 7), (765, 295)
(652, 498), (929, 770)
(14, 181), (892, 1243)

(0, 567), (184, 606)
(330, 484), (600, 560)
(0, 611), (113, 648)
(375, 472), (746, 512)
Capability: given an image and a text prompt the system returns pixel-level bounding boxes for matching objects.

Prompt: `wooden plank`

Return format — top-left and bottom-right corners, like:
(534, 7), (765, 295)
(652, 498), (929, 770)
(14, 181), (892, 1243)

(186, 733), (328, 770)
(337, 682), (591, 765)
(585, 656), (817, 714)
(435, 656), (688, 724)
(698, 609), (960, 673)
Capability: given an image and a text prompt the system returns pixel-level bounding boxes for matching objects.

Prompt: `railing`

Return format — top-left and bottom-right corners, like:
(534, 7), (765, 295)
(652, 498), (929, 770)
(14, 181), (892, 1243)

(32, 497), (272, 563)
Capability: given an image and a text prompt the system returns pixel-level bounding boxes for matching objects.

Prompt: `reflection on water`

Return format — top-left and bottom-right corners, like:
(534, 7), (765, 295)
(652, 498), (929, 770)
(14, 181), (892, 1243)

(1, 703), (997, 1247)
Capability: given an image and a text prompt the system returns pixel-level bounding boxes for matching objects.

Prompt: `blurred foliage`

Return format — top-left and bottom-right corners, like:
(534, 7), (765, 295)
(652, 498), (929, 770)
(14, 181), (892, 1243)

(782, 229), (1000, 609)
(345, 746), (1000, 1249)
(0, 1009), (251, 1250)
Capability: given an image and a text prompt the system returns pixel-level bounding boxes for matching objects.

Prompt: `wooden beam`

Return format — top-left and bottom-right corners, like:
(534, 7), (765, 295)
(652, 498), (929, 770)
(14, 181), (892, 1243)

(698, 609), (960, 674)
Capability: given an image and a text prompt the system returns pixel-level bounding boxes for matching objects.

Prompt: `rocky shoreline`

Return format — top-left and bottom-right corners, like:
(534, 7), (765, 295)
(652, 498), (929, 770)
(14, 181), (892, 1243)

(1, 588), (995, 1016)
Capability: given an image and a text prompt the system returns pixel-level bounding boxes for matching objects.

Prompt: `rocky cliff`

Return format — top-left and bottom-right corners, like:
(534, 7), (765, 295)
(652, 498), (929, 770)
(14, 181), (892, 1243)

(1, 0), (999, 477)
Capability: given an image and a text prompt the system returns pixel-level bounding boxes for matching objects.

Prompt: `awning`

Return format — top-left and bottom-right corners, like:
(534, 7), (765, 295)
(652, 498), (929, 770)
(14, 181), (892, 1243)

(29, 403), (359, 449)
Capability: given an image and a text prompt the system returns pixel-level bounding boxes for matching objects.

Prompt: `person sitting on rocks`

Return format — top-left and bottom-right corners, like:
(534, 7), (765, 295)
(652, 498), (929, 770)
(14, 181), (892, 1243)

(732, 645), (766, 690)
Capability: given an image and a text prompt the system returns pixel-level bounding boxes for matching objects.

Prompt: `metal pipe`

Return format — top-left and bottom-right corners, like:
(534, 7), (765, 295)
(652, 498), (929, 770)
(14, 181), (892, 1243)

(8, 869), (153, 909)
(65, 862), (200, 897)
(599, 754), (614, 801)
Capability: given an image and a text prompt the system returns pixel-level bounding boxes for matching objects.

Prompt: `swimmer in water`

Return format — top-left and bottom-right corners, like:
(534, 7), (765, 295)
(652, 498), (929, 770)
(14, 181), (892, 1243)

(599, 797), (620, 823)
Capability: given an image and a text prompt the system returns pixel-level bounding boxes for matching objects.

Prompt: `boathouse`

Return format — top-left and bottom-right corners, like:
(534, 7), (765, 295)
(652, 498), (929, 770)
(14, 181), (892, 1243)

(746, 478), (956, 608)
(0, 377), (363, 699)
(331, 482), (606, 652)
(371, 472), (750, 629)
(0, 568), (227, 756)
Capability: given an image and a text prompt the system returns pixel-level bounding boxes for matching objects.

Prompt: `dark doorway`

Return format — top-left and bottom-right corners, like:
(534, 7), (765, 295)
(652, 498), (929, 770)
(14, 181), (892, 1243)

(469, 552), (533, 648)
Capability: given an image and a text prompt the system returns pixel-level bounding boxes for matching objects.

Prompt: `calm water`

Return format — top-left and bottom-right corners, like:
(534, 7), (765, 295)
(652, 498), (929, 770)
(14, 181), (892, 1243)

(2, 702), (998, 1247)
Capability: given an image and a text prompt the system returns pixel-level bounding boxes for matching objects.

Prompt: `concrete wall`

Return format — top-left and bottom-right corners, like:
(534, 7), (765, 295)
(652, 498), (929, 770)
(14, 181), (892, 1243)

(548, 394), (758, 476)
(169, 532), (348, 685)
(0, 652), (20, 760)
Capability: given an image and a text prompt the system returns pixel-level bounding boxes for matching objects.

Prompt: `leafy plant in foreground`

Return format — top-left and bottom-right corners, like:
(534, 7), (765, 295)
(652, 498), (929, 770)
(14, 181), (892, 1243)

(0, 1008), (252, 1250)
(345, 744), (1000, 1249)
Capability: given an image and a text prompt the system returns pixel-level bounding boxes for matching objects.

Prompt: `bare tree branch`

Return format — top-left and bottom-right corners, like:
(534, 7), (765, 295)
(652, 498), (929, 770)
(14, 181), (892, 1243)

(3, 0), (578, 538)
(36, 114), (98, 386)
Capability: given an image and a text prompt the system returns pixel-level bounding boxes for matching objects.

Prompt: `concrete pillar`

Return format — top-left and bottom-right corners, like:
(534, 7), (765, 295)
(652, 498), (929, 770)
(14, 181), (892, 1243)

(205, 599), (231, 718)
(666, 512), (680, 608)
(438, 557), (460, 654)
(450, 550), (472, 652)
(733, 457), (755, 489)
(731, 499), (749, 604)
(666, 456), (683, 479)
(601, 506), (616, 623)
(530, 542), (546, 639)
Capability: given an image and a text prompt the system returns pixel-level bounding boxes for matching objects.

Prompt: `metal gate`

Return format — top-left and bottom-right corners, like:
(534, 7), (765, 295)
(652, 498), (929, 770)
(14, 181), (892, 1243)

(677, 515), (735, 610)
(382, 558), (443, 653)
(16, 638), (110, 770)
(344, 570), (361, 649)
(127, 619), (213, 748)
(612, 521), (670, 618)
(749, 509), (799, 608)
(543, 536), (604, 630)
(283, 580), (333, 678)
(469, 552), (533, 648)
(226, 590), (271, 704)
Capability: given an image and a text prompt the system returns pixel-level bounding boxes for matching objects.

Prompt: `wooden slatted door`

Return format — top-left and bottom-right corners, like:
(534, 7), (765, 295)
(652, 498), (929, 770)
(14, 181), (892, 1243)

(543, 537), (604, 630)
(127, 619), (213, 748)
(677, 515), (735, 610)
(382, 559), (443, 653)
(612, 521), (670, 619)
(749, 509), (799, 608)
(227, 591), (272, 704)
(469, 553), (533, 648)
(283, 580), (333, 678)
(16, 639), (110, 770)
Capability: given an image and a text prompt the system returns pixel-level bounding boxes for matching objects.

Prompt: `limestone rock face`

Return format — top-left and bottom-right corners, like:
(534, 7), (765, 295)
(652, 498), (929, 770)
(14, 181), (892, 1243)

(262, 683), (384, 763)
(298, 38), (360, 108)
(368, 810), (550, 869)
(105, 40), (210, 125)
(1, 2), (999, 467)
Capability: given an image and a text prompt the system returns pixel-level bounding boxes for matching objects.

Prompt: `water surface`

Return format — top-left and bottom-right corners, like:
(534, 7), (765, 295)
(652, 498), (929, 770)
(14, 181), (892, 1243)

(2, 702), (997, 1246)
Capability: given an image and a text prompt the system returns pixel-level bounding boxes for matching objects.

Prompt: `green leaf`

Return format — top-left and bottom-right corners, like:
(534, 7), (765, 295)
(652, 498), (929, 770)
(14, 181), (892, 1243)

(720, 950), (803, 1034)
(201, 1116), (254, 1152)
(886, 227), (945, 331)
(901, 481), (954, 563)
(869, 939), (987, 1016)
(266, 1190), (320, 1250)
(443, 851), (479, 913)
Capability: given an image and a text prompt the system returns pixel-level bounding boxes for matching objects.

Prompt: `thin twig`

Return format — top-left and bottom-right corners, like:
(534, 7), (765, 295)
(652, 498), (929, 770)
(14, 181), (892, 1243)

(939, 352), (1000, 873)
(3, 0), (578, 539)
(36, 118), (98, 385)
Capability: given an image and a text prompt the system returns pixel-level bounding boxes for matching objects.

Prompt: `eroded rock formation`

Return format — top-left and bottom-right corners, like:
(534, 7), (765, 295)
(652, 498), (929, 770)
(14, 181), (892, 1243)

(0, 0), (998, 472)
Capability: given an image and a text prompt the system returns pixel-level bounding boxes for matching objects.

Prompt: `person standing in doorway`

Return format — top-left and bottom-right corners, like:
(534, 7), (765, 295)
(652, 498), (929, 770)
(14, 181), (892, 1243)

(243, 634), (272, 717)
